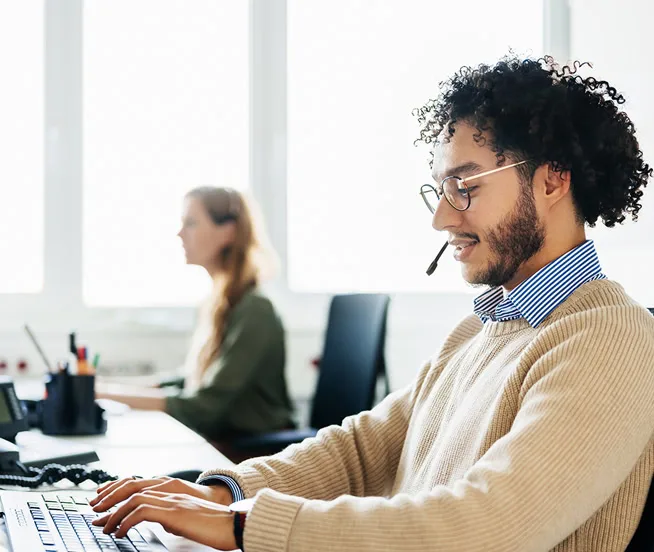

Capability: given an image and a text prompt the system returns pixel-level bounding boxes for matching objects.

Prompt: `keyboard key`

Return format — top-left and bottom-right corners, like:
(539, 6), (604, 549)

(39, 531), (56, 546)
(126, 528), (145, 542)
(19, 499), (167, 552)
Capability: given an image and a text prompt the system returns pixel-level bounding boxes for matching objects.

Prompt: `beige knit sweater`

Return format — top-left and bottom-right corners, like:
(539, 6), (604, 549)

(201, 280), (654, 552)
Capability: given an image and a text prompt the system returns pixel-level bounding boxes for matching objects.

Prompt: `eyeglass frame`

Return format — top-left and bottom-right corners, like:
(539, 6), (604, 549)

(420, 160), (529, 213)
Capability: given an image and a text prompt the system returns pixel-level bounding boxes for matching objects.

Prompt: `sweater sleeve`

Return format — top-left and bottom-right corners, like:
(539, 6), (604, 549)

(237, 311), (654, 552)
(165, 299), (278, 436)
(198, 359), (435, 501)
(158, 375), (185, 389)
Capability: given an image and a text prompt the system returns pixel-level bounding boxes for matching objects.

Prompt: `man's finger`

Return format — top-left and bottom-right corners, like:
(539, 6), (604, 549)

(95, 480), (115, 494)
(91, 513), (111, 527)
(92, 478), (133, 500)
(91, 478), (166, 510)
(95, 476), (142, 495)
(100, 493), (172, 534)
(114, 504), (169, 539)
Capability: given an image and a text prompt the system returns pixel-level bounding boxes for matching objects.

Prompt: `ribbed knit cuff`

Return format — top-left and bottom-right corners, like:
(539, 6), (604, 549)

(244, 489), (304, 552)
(197, 464), (269, 499)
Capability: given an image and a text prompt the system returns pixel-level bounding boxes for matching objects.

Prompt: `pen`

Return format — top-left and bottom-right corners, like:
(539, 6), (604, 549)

(77, 346), (91, 375)
(69, 332), (78, 359)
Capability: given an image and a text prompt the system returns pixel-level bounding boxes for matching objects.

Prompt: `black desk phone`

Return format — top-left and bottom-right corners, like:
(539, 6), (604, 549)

(0, 376), (115, 488)
(0, 377), (29, 441)
(0, 376), (30, 473)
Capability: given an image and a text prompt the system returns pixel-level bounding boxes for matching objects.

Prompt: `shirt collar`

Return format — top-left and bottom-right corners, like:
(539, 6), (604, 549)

(473, 240), (605, 328)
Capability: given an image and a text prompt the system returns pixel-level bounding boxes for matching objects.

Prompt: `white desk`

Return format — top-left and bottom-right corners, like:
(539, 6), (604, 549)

(11, 378), (234, 478)
(0, 409), (235, 551)
(56, 409), (233, 478)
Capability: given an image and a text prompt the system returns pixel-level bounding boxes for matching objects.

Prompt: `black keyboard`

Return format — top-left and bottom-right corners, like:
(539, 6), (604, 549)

(27, 493), (155, 552)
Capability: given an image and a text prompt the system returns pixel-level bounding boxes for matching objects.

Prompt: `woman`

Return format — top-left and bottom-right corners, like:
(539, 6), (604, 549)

(97, 187), (294, 443)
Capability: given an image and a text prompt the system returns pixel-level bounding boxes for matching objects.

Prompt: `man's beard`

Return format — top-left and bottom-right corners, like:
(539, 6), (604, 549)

(470, 185), (546, 288)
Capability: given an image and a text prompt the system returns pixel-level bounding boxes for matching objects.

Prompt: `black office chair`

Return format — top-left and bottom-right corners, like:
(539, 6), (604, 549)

(624, 307), (654, 551)
(231, 293), (391, 455)
(626, 476), (654, 551)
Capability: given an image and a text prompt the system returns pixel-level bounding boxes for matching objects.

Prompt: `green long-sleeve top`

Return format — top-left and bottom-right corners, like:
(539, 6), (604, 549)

(164, 289), (293, 441)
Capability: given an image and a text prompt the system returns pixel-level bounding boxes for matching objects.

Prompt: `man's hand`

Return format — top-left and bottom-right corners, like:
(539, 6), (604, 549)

(92, 491), (237, 550)
(90, 476), (233, 513)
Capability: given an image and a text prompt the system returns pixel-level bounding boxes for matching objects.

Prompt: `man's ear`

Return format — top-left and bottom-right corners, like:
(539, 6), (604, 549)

(543, 164), (572, 201)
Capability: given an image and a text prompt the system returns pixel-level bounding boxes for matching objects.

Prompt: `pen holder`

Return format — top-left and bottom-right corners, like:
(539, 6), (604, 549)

(40, 372), (107, 436)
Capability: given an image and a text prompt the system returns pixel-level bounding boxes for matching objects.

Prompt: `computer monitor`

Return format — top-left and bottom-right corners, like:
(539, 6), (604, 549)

(24, 323), (54, 372)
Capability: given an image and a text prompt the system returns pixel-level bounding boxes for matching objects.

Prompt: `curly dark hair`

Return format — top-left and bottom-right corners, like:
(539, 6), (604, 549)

(413, 55), (651, 227)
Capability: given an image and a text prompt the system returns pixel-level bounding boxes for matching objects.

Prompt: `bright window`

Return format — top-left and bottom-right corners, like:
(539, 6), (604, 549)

(83, 0), (249, 306)
(0, 2), (44, 293)
(287, 0), (543, 293)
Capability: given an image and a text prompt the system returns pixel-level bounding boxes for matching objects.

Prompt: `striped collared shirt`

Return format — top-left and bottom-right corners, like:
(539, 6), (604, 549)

(473, 240), (606, 328)
(198, 474), (246, 501)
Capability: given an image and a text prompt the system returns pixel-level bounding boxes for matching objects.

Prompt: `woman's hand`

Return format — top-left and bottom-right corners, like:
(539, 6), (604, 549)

(92, 491), (237, 550)
(94, 383), (167, 411)
(90, 476), (233, 512)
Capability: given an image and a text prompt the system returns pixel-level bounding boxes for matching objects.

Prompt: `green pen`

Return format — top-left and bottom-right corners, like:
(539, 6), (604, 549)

(92, 353), (100, 369)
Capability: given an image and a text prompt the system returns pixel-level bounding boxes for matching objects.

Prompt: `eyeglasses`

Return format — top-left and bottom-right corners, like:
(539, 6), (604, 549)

(419, 160), (528, 213)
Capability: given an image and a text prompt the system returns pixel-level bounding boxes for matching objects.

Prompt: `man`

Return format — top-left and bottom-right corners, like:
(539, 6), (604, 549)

(90, 56), (654, 552)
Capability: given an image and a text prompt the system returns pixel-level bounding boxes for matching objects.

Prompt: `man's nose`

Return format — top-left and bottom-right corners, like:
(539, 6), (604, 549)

(432, 195), (463, 232)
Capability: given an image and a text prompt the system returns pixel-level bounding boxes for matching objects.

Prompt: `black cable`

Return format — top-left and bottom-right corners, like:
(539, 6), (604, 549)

(0, 461), (117, 489)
